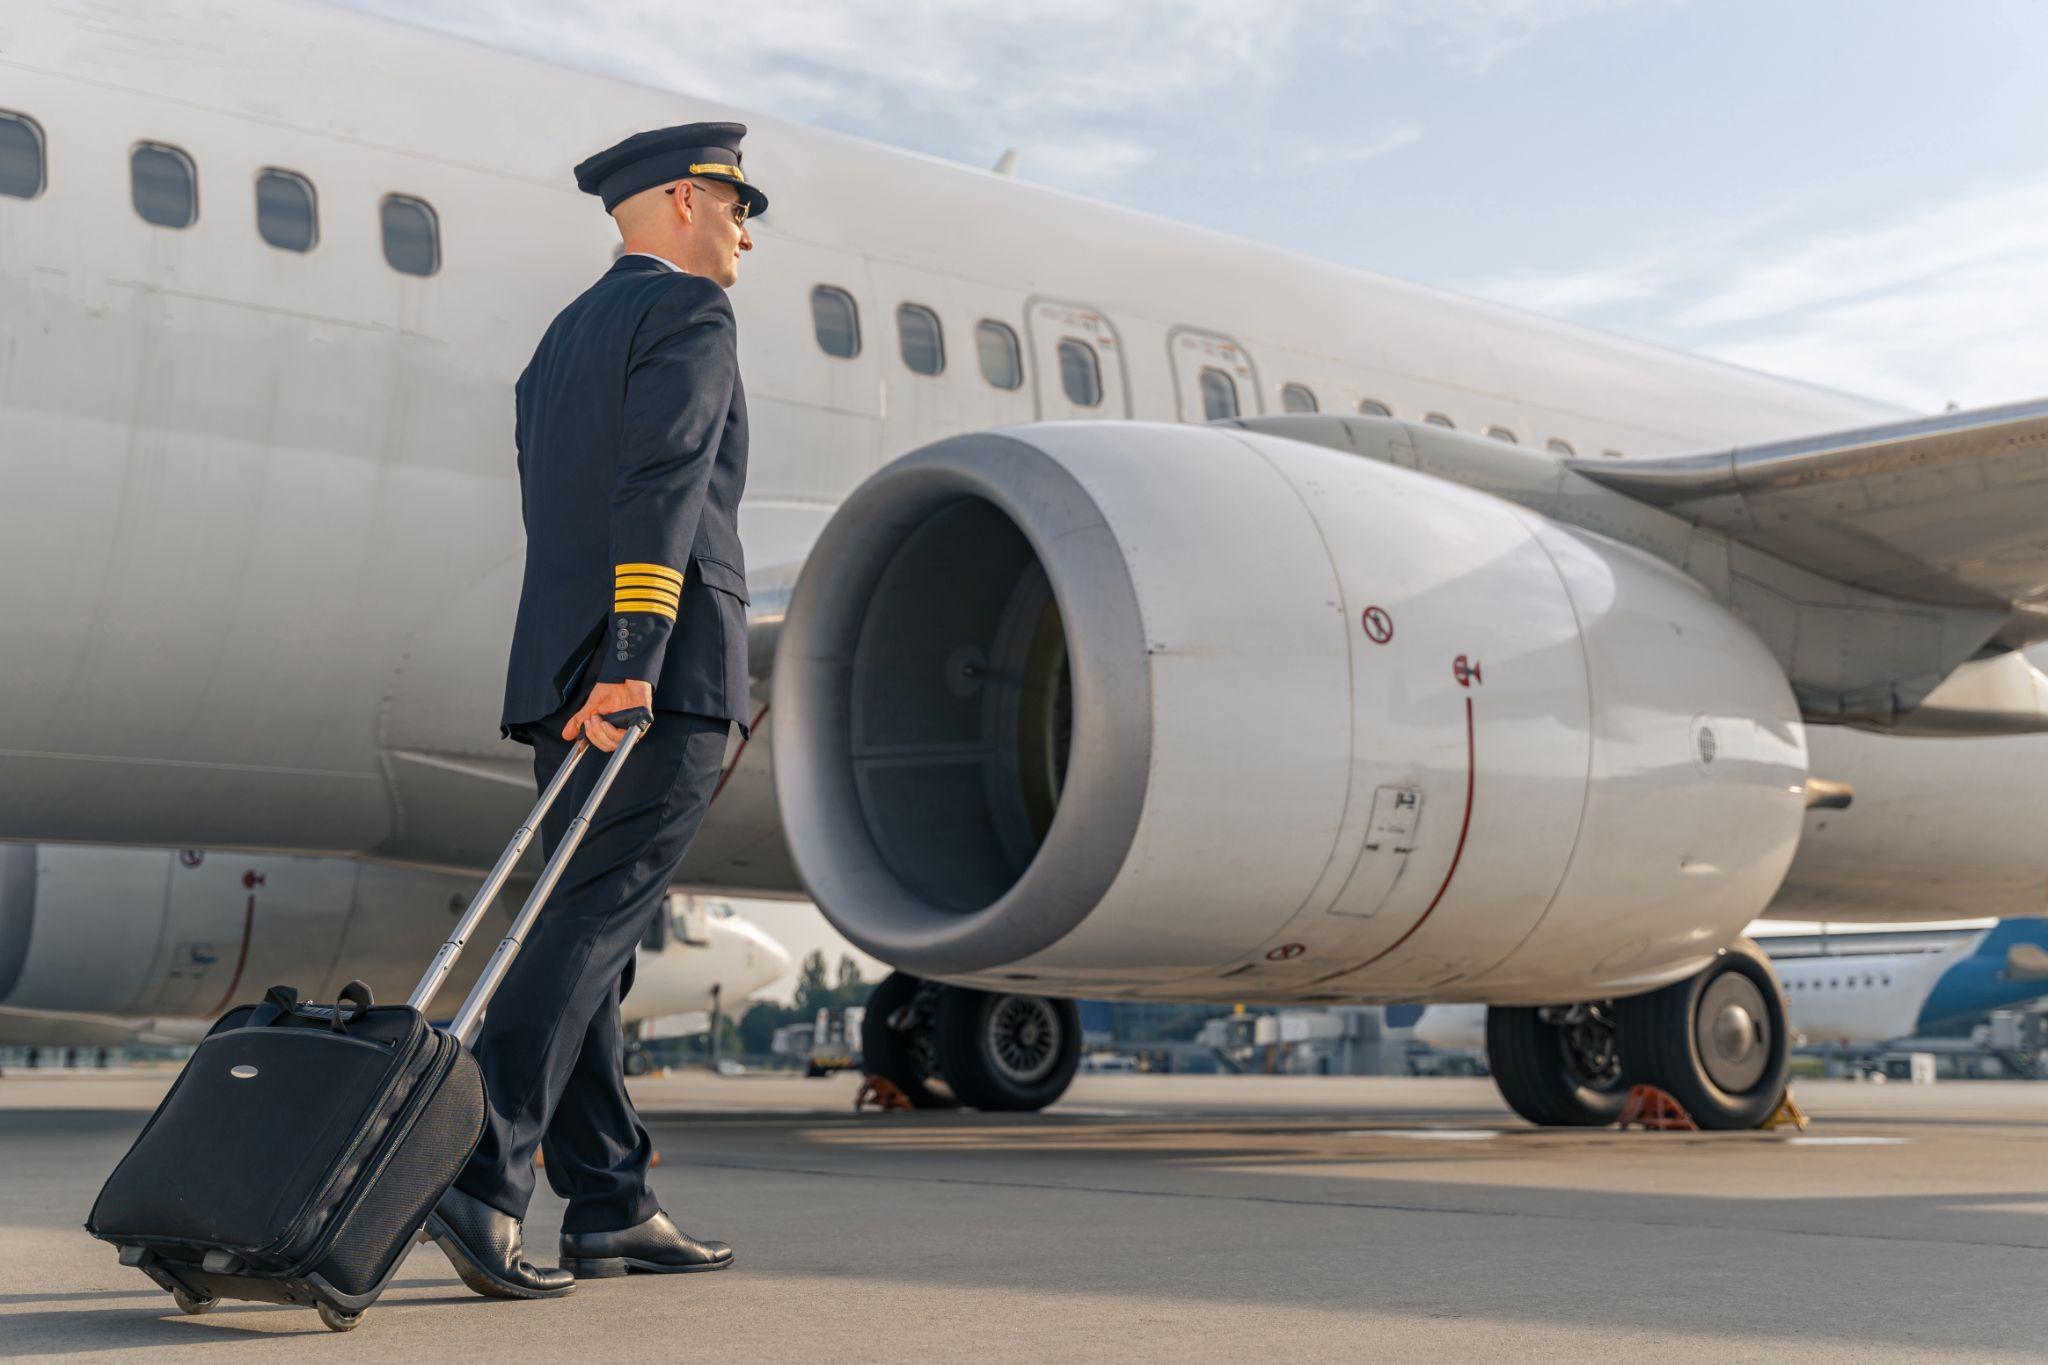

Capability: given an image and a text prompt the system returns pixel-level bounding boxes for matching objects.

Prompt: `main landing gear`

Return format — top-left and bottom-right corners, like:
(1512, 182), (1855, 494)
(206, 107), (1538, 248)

(1488, 939), (1790, 1131)
(861, 972), (1083, 1113)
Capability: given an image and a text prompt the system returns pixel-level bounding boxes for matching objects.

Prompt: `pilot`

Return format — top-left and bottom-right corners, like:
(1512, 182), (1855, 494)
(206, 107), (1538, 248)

(425, 121), (764, 1299)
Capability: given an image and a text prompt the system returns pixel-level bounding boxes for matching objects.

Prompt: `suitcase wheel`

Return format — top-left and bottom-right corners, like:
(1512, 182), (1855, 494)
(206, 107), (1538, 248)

(170, 1287), (217, 1316)
(317, 1302), (365, 1333)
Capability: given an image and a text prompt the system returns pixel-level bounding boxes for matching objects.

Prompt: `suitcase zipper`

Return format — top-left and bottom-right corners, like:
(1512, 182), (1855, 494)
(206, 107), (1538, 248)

(279, 1030), (465, 1278)
(247, 1013), (434, 1268)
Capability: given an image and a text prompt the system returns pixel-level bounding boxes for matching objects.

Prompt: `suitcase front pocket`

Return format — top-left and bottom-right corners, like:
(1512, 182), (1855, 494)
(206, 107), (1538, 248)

(89, 1030), (411, 1258)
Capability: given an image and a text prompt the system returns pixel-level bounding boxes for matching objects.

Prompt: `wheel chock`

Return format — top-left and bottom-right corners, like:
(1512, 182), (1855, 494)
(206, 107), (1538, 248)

(1760, 1089), (1809, 1132)
(855, 1073), (914, 1112)
(1616, 1083), (1699, 1131)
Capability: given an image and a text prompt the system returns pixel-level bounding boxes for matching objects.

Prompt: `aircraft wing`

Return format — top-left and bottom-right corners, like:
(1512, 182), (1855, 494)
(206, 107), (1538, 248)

(1567, 397), (2048, 634)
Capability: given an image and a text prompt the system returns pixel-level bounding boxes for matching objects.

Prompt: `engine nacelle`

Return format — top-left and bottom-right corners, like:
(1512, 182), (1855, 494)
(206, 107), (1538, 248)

(773, 421), (1808, 1003)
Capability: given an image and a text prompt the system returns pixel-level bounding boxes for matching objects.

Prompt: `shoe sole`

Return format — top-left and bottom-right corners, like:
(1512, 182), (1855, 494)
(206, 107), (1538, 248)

(423, 1215), (575, 1300)
(561, 1254), (735, 1279)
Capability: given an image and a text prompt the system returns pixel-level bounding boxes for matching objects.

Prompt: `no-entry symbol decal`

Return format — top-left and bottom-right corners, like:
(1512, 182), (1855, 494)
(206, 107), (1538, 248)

(1362, 606), (1393, 644)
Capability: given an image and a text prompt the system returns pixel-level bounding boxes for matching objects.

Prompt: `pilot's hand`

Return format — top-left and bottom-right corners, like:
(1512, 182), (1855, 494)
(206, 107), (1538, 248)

(564, 679), (653, 752)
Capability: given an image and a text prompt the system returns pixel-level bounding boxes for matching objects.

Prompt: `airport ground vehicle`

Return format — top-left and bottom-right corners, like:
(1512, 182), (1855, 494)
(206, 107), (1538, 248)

(805, 1006), (864, 1077)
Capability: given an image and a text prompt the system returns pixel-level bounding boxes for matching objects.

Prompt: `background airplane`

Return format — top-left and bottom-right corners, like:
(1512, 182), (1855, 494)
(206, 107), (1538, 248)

(8, 0), (2048, 1129)
(0, 842), (789, 1049)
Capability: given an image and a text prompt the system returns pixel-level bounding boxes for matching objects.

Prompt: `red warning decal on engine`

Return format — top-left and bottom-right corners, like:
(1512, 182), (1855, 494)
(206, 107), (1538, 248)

(1265, 943), (1307, 961)
(1362, 606), (1393, 644)
(1453, 654), (1483, 688)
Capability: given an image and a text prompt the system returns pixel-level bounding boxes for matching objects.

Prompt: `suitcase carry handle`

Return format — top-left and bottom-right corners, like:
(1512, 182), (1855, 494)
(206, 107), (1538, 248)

(405, 719), (651, 1043)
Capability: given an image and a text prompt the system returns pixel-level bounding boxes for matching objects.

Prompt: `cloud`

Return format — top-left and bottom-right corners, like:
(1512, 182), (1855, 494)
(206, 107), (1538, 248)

(1460, 184), (2048, 411)
(1287, 124), (1424, 168)
(1338, 0), (1669, 73)
(332, 0), (1635, 191)
(1005, 135), (1156, 186)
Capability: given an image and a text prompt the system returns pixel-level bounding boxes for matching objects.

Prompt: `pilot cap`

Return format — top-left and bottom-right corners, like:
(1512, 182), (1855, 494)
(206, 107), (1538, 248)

(574, 120), (768, 220)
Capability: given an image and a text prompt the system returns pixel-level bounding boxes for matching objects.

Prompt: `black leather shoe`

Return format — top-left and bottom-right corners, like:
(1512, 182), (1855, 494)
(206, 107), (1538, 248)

(424, 1186), (575, 1299)
(559, 1211), (734, 1278)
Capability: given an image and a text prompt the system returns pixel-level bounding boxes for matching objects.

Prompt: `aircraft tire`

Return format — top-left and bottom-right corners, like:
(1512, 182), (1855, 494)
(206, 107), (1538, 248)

(1616, 938), (1789, 1130)
(1485, 1004), (1628, 1127)
(860, 972), (957, 1109)
(933, 988), (1081, 1113)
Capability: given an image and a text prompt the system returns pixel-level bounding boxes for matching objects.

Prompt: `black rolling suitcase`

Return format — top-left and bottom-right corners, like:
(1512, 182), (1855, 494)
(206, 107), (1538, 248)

(86, 719), (651, 1332)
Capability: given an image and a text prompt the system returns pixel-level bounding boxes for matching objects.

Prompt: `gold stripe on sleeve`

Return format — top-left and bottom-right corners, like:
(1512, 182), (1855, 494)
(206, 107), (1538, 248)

(614, 596), (679, 620)
(614, 575), (681, 599)
(614, 562), (683, 585)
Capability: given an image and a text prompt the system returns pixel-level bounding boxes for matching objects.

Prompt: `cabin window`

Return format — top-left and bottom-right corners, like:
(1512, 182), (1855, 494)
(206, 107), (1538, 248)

(1545, 438), (1575, 456)
(897, 303), (944, 375)
(1199, 367), (1239, 421)
(1483, 425), (1518, 444)
(256, 169), (317, 253)
(131, 142), (197, 229)
(1424, 412), (1454, 429)
(1356, 399), (1392, 418)
(811, 285), (860, 358)
(0, 111), (45, 199)
(1280, 383), (1318, 414)
(1057, 338), (1101, 407)
(381, 194), (439, 276)
(976, 320), (1023, 390)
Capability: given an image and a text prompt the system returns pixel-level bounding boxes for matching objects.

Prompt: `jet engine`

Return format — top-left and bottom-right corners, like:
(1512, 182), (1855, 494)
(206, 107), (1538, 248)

(772, 421), (1809, 1003)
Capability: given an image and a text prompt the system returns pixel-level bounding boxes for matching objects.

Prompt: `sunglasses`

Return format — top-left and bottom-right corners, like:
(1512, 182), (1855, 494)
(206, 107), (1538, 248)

(665, 181), (749, 227)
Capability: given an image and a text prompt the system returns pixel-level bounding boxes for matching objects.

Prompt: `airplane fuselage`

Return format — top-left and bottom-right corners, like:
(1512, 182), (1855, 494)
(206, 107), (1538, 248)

(5, 0), (2047, 1011)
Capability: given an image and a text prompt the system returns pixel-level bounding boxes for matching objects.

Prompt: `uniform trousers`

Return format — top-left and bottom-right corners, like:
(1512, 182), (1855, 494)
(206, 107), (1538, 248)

(454, 700), (731, 1234)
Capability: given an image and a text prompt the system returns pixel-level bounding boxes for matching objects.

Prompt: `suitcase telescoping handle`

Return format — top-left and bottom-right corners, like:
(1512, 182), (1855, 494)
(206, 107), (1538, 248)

(407, 712), (652, 1045)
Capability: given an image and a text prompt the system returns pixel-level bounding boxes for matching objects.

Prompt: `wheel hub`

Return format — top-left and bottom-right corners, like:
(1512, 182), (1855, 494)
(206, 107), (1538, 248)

(1695, 973), (1770, 1094)
(986, 995), (1061, 1085)
(1550, 1002), (1622, 1093)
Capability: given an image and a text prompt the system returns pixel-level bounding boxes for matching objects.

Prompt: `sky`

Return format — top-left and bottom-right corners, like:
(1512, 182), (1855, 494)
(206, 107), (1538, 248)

(334, 0), (2048, 413)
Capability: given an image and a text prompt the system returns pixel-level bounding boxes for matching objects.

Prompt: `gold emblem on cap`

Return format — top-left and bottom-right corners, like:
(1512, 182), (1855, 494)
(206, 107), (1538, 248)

(689, 163), (744, 182)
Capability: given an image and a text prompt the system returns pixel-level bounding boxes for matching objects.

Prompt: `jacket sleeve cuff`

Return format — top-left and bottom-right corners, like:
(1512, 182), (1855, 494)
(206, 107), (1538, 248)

(600, 562), (684, 683)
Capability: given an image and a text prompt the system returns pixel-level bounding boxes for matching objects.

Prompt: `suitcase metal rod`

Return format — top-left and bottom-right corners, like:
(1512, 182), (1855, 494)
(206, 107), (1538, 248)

(447, 722), (649, 1045)
(406, 740), (591, 1013)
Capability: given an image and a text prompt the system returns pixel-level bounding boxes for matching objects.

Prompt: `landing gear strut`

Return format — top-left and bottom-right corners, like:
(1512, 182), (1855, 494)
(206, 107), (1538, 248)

(861, 971), (1081, 1113)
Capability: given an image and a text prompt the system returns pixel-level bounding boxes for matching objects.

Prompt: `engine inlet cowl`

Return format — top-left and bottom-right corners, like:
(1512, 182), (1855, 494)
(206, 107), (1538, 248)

(771, 431), (1152, 975)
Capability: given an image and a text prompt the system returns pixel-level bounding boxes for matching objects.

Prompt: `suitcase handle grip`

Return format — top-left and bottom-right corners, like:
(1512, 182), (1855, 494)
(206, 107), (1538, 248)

(334, 980), (373, 1028)
(445, 720), (651, 1045)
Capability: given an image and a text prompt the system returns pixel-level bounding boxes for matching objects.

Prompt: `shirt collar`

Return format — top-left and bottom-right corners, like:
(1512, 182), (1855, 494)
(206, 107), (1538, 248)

(620, 251), (683, 273)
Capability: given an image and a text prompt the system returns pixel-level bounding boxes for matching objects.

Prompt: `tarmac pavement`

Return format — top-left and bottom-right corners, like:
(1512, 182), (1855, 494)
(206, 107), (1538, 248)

(4, 1070), (2046, 1361)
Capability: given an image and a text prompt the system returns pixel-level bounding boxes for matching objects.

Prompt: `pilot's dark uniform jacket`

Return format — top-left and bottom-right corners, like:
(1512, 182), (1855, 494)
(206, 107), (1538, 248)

(499, 256), (751, 738)
(453, 122), (764, 1243)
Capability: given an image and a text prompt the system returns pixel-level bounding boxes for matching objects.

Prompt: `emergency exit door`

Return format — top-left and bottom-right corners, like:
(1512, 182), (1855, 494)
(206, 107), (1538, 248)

(1025, 298), (1130, 419)
(1168, 326), (1263, 423)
